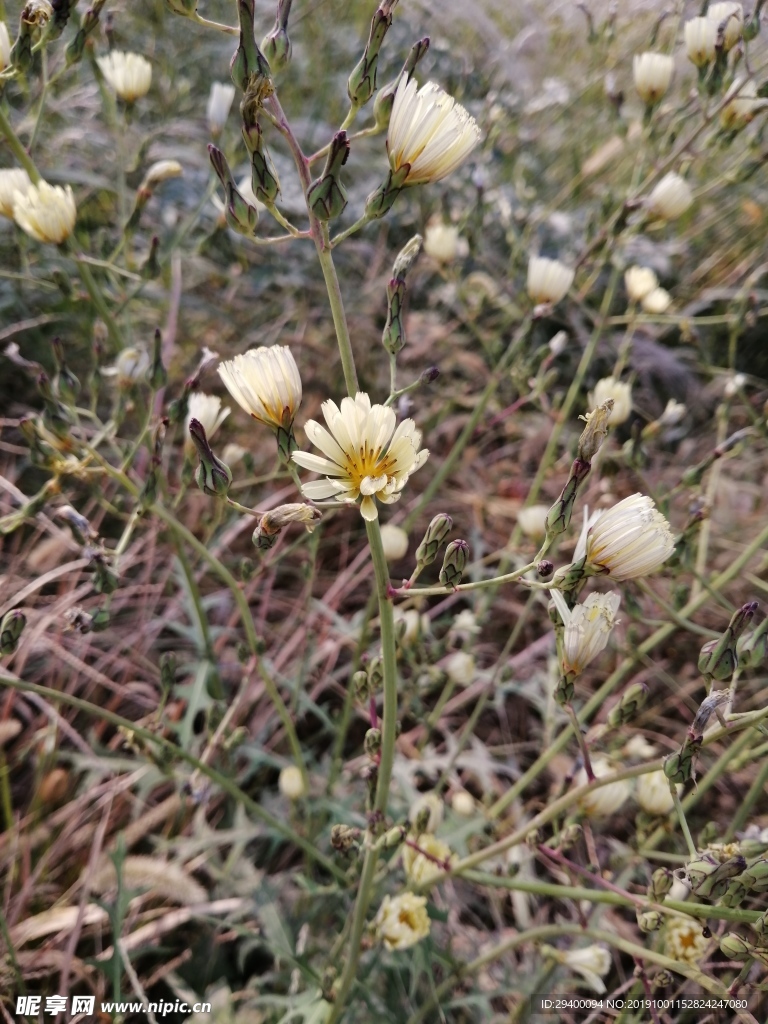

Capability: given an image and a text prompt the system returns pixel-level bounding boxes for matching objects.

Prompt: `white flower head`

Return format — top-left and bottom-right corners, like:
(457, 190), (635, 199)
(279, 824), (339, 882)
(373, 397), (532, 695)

(580, 493), (675, 581)
(13, 180), (76, 244)
(551, 590), (621, 677)
(641, 286), (672, 314)
(374, 892), (430, 950)
(207, 81), (236, 136)
(184, 393), (230, 455)
(517, 503), (550, 541)
(394, 607), (422, 644)
(647, 172), (693, 220)
(659, 398), (686, 426)
(380, 523), (409, 561)
(292, 392), (428, 521)
(588, 377), (632, 426)
(721, 78), (767, 130)
(109, 345), (150, 386)
(625, 265), (658, 303)
(560, 944), (612, 994)
(387, 77), (481, 186)
(451, 790), (475, 816)
(218, 346), (302, 431)
(577, 758), (632, 818)
(685, 16), (718, 66)
(527, 256), (575, 305)
(97, 51), (152, 102)
(278, 765), (306, 800)
(0, 168), (32, 219)
(423, 219), (468, 263)
(708, 1), (744, 50)
(444, 649), (475, 686)
(0, 23), (11, 72)
(637, 770), (680, 816)
(633, 52), (674, 105)
(664, 916), (711, 964)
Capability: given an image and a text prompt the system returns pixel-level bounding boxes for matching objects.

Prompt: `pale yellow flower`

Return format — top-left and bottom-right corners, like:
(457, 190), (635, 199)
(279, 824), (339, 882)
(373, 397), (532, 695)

(0, 168), (32, 219)
(659, 399), (686, 426)
(380, 523), (409, 561)
(664, 916), (711, 964)
(218, 346), (302, 431)
(444, 650), (475, 686)
(292, 393), (428, 521)
(577, 493), (675, 581)
(625, 265), (658, 304)
(588, 377), (632, 426)
(402, 834), (455, 885)
(633, 52), (674, 105)
(13, 180), (76, 244)
(527, 256), (574, 305)
(685, 17), (718, 66)
(560, 944), (612, 994)
(278, 765), (305, 800)
(184, 393), (230, 455)
(641, 286), (672, 314)
(647, 172), (693, 220)
(374, 892), (431, 950)
(637, 770), (680, 816)
(423, 219), (468, 263)
(97, 51), (152, 102)
(206, 81), (236, 136)
(451, 790), (475, 816)
(387, 77), (481, 186)
(551, 590), (621, 677)
(577, 758), (632, 817)
(0, 23), (11, 72)
(112, 345), (150, 385)
(708, 1), (743, 50)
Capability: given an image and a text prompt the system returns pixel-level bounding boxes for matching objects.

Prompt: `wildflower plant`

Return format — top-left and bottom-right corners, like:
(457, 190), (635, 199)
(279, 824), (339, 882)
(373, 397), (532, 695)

(1, 0), (768, 1020)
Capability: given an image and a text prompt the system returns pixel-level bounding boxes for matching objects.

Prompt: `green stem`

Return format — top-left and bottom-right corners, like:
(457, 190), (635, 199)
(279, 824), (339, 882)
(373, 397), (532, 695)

(0, 105), (40, 182)
(671, 786), (697, 860)
(72, 254), (125, 353)
(0, 670), (344, 881)
(315, 233), (359, 395)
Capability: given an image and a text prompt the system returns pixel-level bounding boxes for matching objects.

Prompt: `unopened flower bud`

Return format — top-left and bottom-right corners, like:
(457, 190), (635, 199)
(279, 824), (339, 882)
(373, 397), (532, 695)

(439, 539), (469, 588)
(537, 560), (554, 581)
(347, 0), (396, 108)
(637, 909), (663, 932)
(368, 655), (383, 690)
(648, 867), (674, 901)
(738, 615), (768, 668)
(607, 681), (648, 727)
(51, 337), (80, 404)
(364, 727), (382, 757)
(260, 0), (292, 72)
(188, 418), (232, 497)
(691, 855), (746, 899)
(148, 328), (167, 389)
(578, 400), (615, 459)
(352, 669), (370, 701)
(698, 601), (758, 681)
(209, 145), (258, 236)
(720, 932), (752, 961)
(0, 610), (26, 656)
(241, 121), (280, 204)
(545, 458), (591, 538)
(330, 823), (361, 852)
(372, 36), (430, 131)
(307, 131), (349, 221)
(739, 857), (768, 893)
(230, 0), (272, 92)
(415, 514), (452, 567)
(588, 379), (631, 427)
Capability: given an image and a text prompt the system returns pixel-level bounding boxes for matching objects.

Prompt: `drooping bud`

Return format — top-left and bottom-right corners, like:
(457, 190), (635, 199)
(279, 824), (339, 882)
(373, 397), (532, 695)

(241, 122), (280, 204)
(188, 418), (232, 497)
(208, 145), (259, 237)
(0, 610), (26, 656)
(415, 514), (452, 568)
(647, 867), (674, 902)
(347, 0), (398, 108)
(230, 0), (272, 92)
(253, 503), (321, 549)
(307, 131), (350, 221)
(698, 601), (758, 681)
(382, 234), (422, 354)
(66, 1), (107, 66)
(439, 539), (469, 589)
(260, 0), (292, 72)
(373, 37), (429, 131)
(607, 681), (648, 727)
(663, 735), (702, 784)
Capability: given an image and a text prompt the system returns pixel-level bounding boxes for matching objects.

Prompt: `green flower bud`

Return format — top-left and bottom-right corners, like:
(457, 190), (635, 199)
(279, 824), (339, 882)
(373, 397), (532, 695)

(648, 867), (674, 902)
(38, 372), (73, 441)
(545, 458), (591, 538)
(65, 1), (106, 65)
(692, 855), (746, 899)
(307, 131), (350, 221)
(0, 611), (26, 656)
(51, 337), (80, 405)
(160, 652), (177, 690)
(439, 539), (469, 589)
(578, 400), (614, 461)
(141, 236), (161, 280)
(373, 38), (430, 131)
(260, 0), (292, 72)
(698, 601), (758, 681)
(364, 728), (382, 757)
(415, 514), (452, 568)
(92, 557), (119, 595)
(738, 615), (768, 668)
(607, 681), (649, 727)
(189, 417), (232, 497)
(719, 932), (752, 961)
(382, 235), (422, 354)
(739, 857), (768, 893)
(637, 909), (663, 932)
(147, 328), (167, 389)
(720, 877), (749, 908)
(368, 655), (383, 691)
(353, 669), (370, 701)
(209, 145), (259, 237)
(230, 0), (272, 92)
(751, 909), (768, 939)
(347, 0), (397, 108)
(91, 608), (110, 632)
(365, 165), (410, 220)
(664, 735), (702, 784)
(242, 122), (281, 204)
(382, 825), (405, 848)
